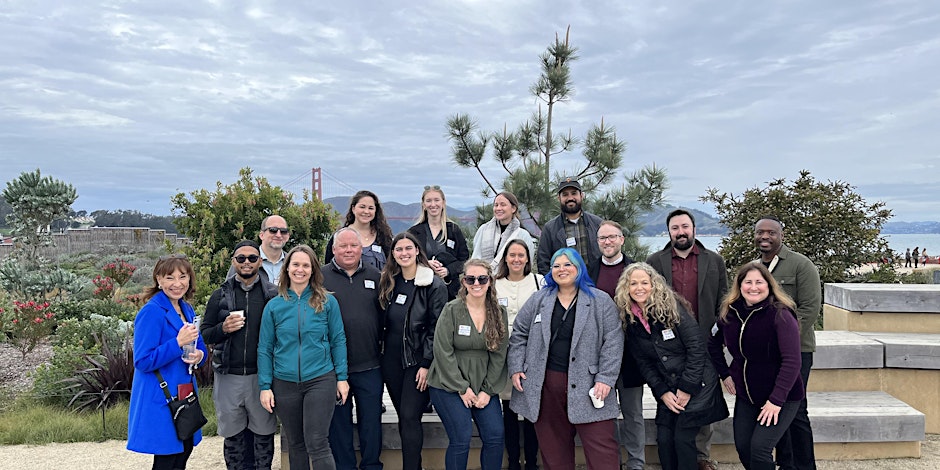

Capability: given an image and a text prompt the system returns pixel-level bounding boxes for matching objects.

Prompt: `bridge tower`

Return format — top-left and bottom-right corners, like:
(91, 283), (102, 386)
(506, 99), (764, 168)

(311, 167), (322, 200)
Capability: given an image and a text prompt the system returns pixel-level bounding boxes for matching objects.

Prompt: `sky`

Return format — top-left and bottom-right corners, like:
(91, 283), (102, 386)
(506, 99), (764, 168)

(2, 0), (938, 221)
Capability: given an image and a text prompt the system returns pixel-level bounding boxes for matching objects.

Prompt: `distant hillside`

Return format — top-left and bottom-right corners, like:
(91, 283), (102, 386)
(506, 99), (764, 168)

(323, 197), (476, 235)
(324, 197), (723, 237)
(882, 221), (940, 234)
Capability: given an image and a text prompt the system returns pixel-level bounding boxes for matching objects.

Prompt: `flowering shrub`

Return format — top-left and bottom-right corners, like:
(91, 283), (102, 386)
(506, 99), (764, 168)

(5, 300), (55, 358)
(102, 259), (136, 287)
(92, 275), (115, 300)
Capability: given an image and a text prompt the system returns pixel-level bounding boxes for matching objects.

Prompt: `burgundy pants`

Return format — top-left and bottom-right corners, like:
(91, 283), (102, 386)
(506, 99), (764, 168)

(532, 369), (620, 470)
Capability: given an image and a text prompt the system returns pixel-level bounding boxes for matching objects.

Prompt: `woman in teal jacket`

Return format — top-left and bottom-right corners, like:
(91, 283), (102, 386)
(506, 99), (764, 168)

(258, 245), (349, 470)
(127, 254), (208, 470)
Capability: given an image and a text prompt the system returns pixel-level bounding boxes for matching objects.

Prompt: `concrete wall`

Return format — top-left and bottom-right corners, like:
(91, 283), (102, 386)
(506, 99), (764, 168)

(0, 227), (189, 259)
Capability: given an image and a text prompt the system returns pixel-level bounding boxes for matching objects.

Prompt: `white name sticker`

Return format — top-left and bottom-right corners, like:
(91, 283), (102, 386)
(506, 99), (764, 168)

(371, 244), (382, 252)
(534, 314), (542, 323)
(662, 328), (676, 341)
(446, 239), (455, 249)
(565, 237), (576, 247)
(498, 297), (509, 307)
(458, 325), (472, 336)
(364, 280), (375, 289)
(395, 294), (408, 305)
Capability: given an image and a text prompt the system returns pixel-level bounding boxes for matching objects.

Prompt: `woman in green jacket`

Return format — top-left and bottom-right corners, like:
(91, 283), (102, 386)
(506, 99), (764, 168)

(258, 245), (349, 470)
(427, 259), (509, 470)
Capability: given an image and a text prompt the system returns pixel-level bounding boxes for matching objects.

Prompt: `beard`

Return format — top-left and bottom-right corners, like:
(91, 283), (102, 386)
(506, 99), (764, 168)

(672, 236), (693, 250)
(561, 200), (582, 215)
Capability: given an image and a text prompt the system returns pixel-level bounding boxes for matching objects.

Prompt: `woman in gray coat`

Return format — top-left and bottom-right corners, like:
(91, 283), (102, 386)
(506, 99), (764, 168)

(507, 248), (623, 470)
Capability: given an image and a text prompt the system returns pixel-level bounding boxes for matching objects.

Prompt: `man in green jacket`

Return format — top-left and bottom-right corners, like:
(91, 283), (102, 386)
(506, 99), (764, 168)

(755, 216), (820, 470)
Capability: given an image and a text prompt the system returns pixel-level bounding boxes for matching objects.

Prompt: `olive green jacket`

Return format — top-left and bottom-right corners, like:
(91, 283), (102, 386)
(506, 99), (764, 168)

(764, 244), (821, 352)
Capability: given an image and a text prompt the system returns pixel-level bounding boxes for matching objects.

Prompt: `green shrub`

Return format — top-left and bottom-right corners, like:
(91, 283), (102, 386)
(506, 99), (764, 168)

(54, 315), (132, 352)
(30, 344), (90, 407)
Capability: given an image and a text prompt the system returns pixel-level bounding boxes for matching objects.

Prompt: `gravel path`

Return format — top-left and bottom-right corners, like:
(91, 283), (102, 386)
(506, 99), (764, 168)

(0, 434), (936, 469)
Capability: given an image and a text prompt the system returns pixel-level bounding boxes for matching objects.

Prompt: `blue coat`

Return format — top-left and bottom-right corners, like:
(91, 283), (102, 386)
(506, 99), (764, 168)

(127, 292), (208, 455)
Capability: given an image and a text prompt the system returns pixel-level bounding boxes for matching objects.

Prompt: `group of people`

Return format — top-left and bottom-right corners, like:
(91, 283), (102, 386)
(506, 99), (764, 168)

(125, 181), (823, 470)
(904, 247), (930, 268)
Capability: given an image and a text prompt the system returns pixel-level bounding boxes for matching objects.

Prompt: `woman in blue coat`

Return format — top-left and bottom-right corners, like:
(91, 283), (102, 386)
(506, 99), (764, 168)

(127, 254), (208, 470)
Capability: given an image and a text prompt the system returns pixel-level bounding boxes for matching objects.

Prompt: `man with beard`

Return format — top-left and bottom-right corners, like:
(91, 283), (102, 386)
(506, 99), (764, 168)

(202, 240), (279, 469)
(587, 221), (644, 470)
(226, 215), (292, 283)
(755, 216), (819, 470)
(322, 227), (385, 470)
(536, 177), (603, 274)
(646, 209), (728, 470)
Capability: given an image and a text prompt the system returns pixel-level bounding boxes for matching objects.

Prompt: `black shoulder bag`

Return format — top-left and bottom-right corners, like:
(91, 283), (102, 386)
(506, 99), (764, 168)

(155, 370), (208, 440)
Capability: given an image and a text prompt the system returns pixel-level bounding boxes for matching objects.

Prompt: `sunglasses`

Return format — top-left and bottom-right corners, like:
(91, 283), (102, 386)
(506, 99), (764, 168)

(265, 227), (290, 234)
(233, 254), (260, 263)
(424, 185), (441, 190)
(463, 275), (490, 285)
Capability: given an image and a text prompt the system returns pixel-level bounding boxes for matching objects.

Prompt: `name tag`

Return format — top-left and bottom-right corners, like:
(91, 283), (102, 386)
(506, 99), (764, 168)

(395, 294), (408, 305)
(534, 314), (542, 323)
(371, 244), (382, 252)
(565, 237), (576, 247)
(662, 328), (676, 340)
(364, 280), (375, 289)
(498, 297), (508, 307)
(711, 324), (718, 336)
(446, 239), (455, 249)
(458, 325), (472, 336)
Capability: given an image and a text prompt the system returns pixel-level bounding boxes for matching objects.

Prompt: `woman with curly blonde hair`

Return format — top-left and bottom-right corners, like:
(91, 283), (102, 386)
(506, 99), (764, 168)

(614, 262), (727, 470)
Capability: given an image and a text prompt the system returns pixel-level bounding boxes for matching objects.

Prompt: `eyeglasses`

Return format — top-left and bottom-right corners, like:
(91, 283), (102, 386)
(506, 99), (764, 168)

(423, 185), (441, 190)
(265, 227), (290, 234)
(552, 262), (576, 270)
(233, 254), (260, 263)
(597, 235), (623, 242)
(463, 275), (490, 285)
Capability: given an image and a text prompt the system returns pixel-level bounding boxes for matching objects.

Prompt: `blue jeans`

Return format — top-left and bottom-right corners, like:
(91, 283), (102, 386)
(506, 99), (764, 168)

(329, 368), (384, 470)
(429, 387), (504, 470)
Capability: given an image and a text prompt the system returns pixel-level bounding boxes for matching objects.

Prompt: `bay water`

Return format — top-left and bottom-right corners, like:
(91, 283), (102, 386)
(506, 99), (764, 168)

(639, 233), (940, 258)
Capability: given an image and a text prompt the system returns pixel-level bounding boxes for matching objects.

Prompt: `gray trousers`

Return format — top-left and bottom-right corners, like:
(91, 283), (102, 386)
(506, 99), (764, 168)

(617, 384), (646, 470)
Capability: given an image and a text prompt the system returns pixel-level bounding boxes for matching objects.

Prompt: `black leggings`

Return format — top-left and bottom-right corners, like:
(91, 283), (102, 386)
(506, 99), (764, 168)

(152, 437), (194, 470)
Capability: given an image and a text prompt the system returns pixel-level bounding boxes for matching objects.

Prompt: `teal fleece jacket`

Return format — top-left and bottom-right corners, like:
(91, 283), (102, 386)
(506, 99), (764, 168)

(258, 287), (348, 389)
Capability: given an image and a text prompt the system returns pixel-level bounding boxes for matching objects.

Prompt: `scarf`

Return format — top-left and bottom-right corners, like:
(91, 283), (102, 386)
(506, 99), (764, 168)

(631, 302), (651, 334)
(477, 217), (522, 264)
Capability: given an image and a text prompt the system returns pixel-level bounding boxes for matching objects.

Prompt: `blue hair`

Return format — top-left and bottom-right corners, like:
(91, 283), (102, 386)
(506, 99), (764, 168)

(543, 248), (596, 297)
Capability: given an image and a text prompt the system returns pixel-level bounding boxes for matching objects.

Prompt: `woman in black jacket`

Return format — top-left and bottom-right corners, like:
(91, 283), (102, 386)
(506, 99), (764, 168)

(614, 262), (728, 470)
(408, 185), (469, 300)
(379, 232), (449, 470)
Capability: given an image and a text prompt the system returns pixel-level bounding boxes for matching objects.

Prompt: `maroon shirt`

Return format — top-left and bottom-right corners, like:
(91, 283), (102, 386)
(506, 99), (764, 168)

(671, 244), (700, 319)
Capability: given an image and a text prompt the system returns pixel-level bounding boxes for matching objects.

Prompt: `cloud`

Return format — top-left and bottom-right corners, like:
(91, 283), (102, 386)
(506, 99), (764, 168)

(0, 0), (937, 222)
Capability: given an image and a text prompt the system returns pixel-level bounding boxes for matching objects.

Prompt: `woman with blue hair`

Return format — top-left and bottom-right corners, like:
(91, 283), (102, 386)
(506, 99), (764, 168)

(506, 247), (624, 469)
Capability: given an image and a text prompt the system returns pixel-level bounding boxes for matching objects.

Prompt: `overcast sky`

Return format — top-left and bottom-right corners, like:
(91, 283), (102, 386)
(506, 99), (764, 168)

(2, 1), (938, 221)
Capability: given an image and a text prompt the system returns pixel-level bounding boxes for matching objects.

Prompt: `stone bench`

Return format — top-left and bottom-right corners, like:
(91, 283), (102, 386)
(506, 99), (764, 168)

(810, 330), (940, 433)
(347, 389), (924, 468)
(823, 283), (940, 333)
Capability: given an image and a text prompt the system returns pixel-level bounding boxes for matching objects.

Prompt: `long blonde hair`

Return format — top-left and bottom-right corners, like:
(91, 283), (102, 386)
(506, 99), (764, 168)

(278, 245), (328, 311)
(416, 186), (449, 240)
(458, 259), (506, 351)
(613, 262), (681, 329)
(719, 262), (796, 322)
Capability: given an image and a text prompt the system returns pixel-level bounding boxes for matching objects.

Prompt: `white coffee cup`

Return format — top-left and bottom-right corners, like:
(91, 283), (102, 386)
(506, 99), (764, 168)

(230, 310), (244, 318)
(588, 387), (604, 409)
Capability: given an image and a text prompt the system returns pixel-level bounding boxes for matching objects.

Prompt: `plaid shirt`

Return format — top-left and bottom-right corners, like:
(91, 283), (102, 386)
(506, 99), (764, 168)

(563, 217), (591, 263)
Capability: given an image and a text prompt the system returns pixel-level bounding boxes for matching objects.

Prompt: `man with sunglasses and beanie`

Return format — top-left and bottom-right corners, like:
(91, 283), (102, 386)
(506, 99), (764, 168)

(202, 240), (279, 469)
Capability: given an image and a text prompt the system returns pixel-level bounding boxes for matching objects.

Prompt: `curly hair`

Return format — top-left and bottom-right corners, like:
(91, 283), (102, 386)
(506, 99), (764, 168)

(277, 245), (328, 311)
(458, 259), (507, 351)
(613, 262), (681, 329)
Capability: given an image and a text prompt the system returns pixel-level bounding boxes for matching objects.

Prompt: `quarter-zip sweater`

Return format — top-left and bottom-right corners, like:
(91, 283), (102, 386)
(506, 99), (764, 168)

(708, 296), (804, 406)
(321, 260), (383, 373)
(257, 287), (348, 390)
